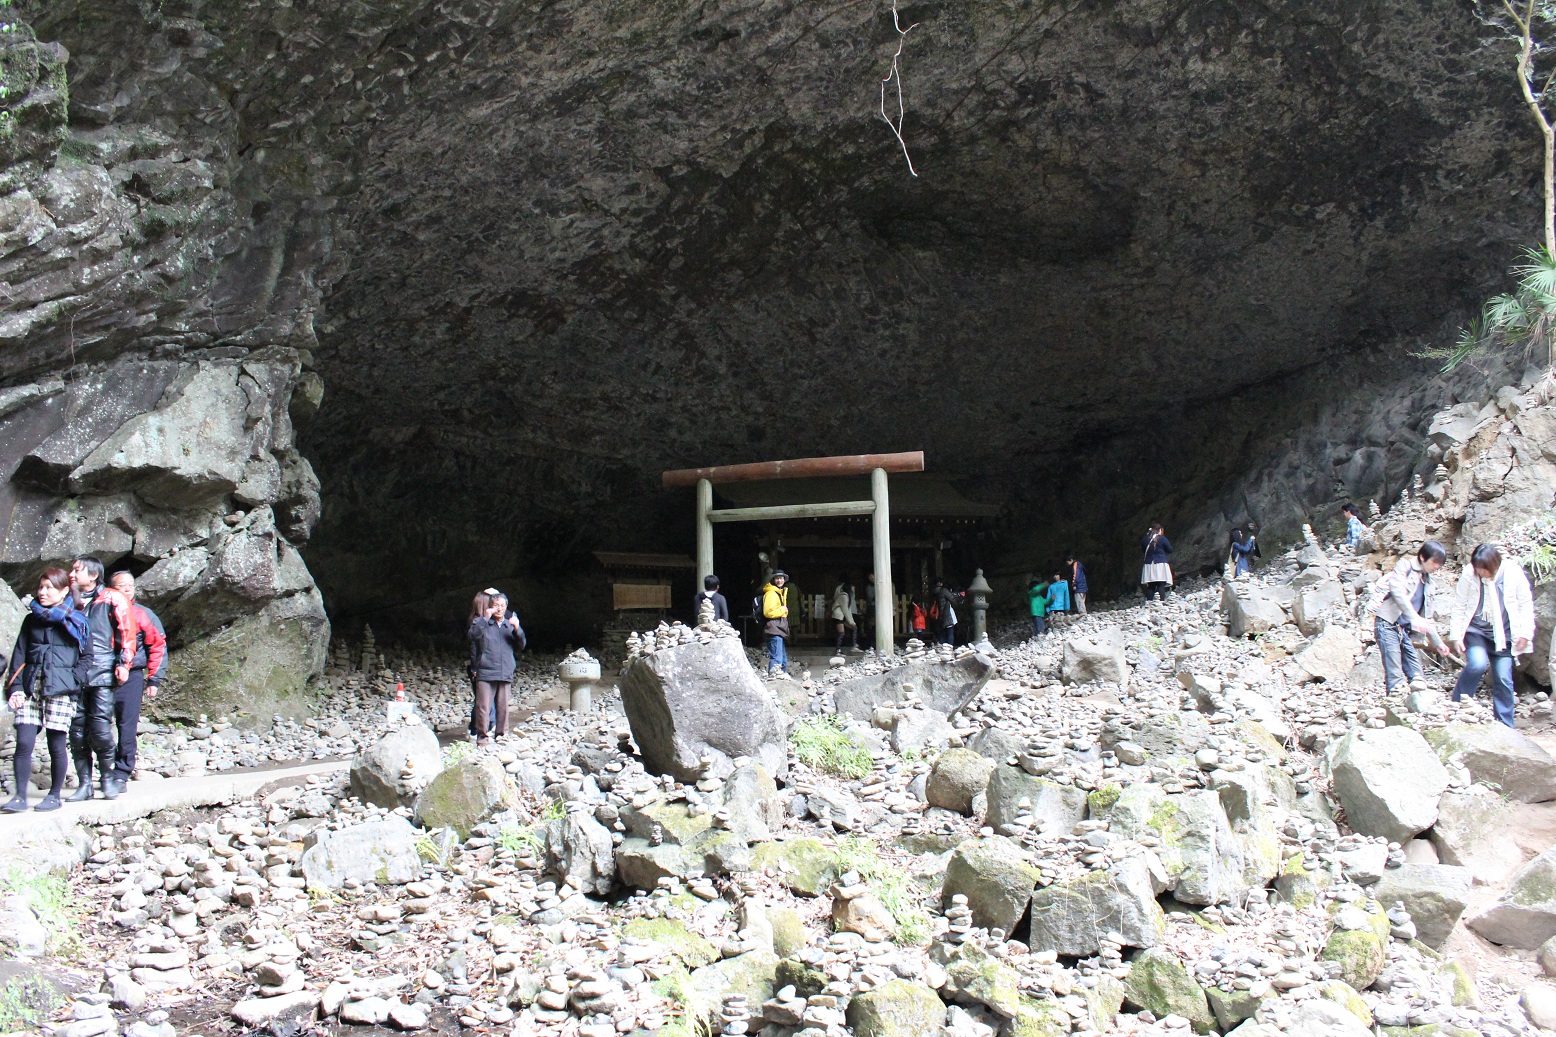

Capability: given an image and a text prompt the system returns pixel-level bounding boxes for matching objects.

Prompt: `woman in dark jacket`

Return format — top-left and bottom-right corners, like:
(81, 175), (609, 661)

(4, 567), (87, 812)
(1141, 524), (1174, 602)
(468, 591), (526, 744)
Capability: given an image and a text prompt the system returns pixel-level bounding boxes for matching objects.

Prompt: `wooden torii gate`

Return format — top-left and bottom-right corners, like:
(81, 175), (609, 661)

(663, 451), (925, 656)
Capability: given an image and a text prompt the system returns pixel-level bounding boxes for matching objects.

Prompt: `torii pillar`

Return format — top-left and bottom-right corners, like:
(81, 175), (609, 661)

(663, 451), (925, 656)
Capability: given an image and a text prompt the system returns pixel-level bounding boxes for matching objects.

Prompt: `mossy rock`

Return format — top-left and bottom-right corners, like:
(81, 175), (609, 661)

(1233, 719), (1287, 760)
(751, 838), (842, 896)
(689, 951), (779, 1016)
(1316, 980), (1373, 1025)
(944, 947), (1023, 1017)
(161, 599), (325, 729)
(1321, 927), (1387, 991)
(775, 957), (828, 997)
(1204, 985), (1264, 1031)
(845, 979), (948, 1037)
(1437, 959), (1478, 1008)
(895, 832), (962, 854)
(412, 757), (519, 839)
(1274, 853), (1331, 909)
(622, 800), (715, 846)
(1077, 976), (1125, 1032)
(1008, 997), (1071, 1037)
(1087, 784), (1122, 812)
(1123, 948), (1214, 1034)
(620, 917), (718, 969)
(769, 907), (806, 959)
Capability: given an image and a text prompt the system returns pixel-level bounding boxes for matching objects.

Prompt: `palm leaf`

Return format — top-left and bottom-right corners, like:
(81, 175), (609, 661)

(1515, 245), (1556, 301)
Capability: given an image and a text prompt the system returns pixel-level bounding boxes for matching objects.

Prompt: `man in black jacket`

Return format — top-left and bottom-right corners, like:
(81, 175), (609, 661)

(468, 593), (526, 744)
(693, 575), (730, 624)
(68, 556), (135, 801)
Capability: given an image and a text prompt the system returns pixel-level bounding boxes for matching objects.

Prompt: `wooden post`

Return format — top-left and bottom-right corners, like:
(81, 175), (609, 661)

(696, 478), (713, 589)
(663, 451), (924, 488)
(872, 467), (894, 656)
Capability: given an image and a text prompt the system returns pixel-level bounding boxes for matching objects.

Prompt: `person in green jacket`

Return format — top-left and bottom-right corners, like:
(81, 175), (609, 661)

(1027, 578), (1050, 637)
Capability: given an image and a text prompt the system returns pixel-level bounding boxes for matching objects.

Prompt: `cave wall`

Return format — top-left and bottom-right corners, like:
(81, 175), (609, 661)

(3, 0), (1549, 651)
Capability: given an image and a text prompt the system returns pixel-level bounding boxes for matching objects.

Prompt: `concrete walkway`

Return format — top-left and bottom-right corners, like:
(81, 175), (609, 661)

(0, 757), (350, 875)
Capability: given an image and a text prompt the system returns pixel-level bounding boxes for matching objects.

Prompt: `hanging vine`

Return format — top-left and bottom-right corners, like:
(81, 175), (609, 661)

(879, 0), (919, 176)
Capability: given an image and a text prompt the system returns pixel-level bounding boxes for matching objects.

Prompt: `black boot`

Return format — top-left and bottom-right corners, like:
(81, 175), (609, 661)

(98, 754), (119, 800)
(66, 758), (93, 802)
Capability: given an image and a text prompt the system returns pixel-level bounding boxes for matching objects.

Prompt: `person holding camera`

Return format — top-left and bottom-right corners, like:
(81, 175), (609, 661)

(467, 590), (526, 744)
(4, 568), (88, 812)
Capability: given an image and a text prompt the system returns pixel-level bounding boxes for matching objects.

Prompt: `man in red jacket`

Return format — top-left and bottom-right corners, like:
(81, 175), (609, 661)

(107, 572), (167, 798)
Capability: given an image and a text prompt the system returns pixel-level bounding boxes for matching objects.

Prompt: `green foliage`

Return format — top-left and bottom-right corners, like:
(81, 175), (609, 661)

(789, 715), (874, 779)
(0, 973), (62, 1032)
(1527, 543), (1556, 584)
(1420, 247), (1556, 373)
(831, 837), (932, 945)
(3, 872), (77, 957)
(496, 798), (565, 857)
(443, 741), (474, 766)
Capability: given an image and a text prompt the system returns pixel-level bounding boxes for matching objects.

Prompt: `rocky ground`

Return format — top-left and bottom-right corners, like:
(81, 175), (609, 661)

(10, 533), (1556, 1037)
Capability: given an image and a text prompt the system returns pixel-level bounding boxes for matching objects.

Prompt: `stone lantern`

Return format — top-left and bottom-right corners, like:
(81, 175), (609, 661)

(558, 649), (602, 712)
(966, 569), (993, 644)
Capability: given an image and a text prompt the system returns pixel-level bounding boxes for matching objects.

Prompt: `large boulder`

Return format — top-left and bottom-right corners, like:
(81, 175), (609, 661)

(846, 980), (947, 1037)
(299, 817), (422, 890)
(1291, 579), (1344, 636)
(0, 579), (23, 661)
(941, 836), (1041, 935)
(1373, 863), (1473, 949)
(1061, 627), (1130, 686)
(413, 757), (519, 839)
(620, 637), (788, 781)
(1328, 726), (1448, 842)
(1423, 723), (1556, 802)
(1294, 626), (1361, 682)
(1104, 786), (1246, 905)
(926, 748), (995, 815)
(1123, 948), (1214, 1034)
(985, 765), (1089, 833)
(349, 723), (443, 809)
(545, 805), (616, 895)
(831, 653), (996, 721)
(1468, 846), (1556, 948)
(1221, 583), (1286, 639)
(1429, 785), (1523, 880)
(1027, 854), (1165, 956)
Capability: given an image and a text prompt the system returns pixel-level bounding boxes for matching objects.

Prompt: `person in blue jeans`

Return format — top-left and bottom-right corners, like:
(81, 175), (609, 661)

(761, 571), (791, 679)
(1449, 544), (1535, 728)
(1366, 540), (1446, 693)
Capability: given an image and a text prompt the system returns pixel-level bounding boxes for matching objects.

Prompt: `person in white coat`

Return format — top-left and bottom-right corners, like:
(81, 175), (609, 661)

(831, 576), (859, 652)
(1367, 541), (1447, 693)
(1448, 543), (1535, 728)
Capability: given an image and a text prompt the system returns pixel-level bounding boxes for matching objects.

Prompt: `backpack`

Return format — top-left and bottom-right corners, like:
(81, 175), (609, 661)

(753, 594), (764, 618)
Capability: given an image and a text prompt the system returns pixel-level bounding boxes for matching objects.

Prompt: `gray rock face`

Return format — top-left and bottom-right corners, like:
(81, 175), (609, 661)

(831, 654), (995, 722)
(1291, 579), (1344, 636)
(1373, 863), (1473, 949)
(620, 638), (788, 782)
(1163, 791), (1248, 906)
(983, 765), (1088, 833)
(1424, 723), (1556, 803)
(808, 786), (861, 831)
(545, 807), (616, 896)
(890, 708), (956, 754)
(1222, 583), (1287, 639)
(1328, 726), (1448, 842)
(1295, 626), (1361, 682)
(1028, 854), (1165, 955)
(349, 724), (443, 809)
(1061, 628), (1130, 686)
(1428, 785), (1522, 880)
(1469, 846), (1556, 948)
(299, 817), (422, 890)
(926, 748), (996, 815)
(941, 836), (1040, 935)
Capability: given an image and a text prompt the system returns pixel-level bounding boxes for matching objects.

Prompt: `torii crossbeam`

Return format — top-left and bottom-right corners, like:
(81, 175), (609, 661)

(662, 452), (925, 656)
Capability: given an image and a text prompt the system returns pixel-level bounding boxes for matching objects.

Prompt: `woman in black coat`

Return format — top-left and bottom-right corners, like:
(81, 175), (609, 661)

(1141, 524), (1175, 602)
(4, 567), (86, 812)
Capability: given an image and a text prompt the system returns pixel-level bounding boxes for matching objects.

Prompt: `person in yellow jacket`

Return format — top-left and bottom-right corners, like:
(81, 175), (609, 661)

(761, 570), (791, 679)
